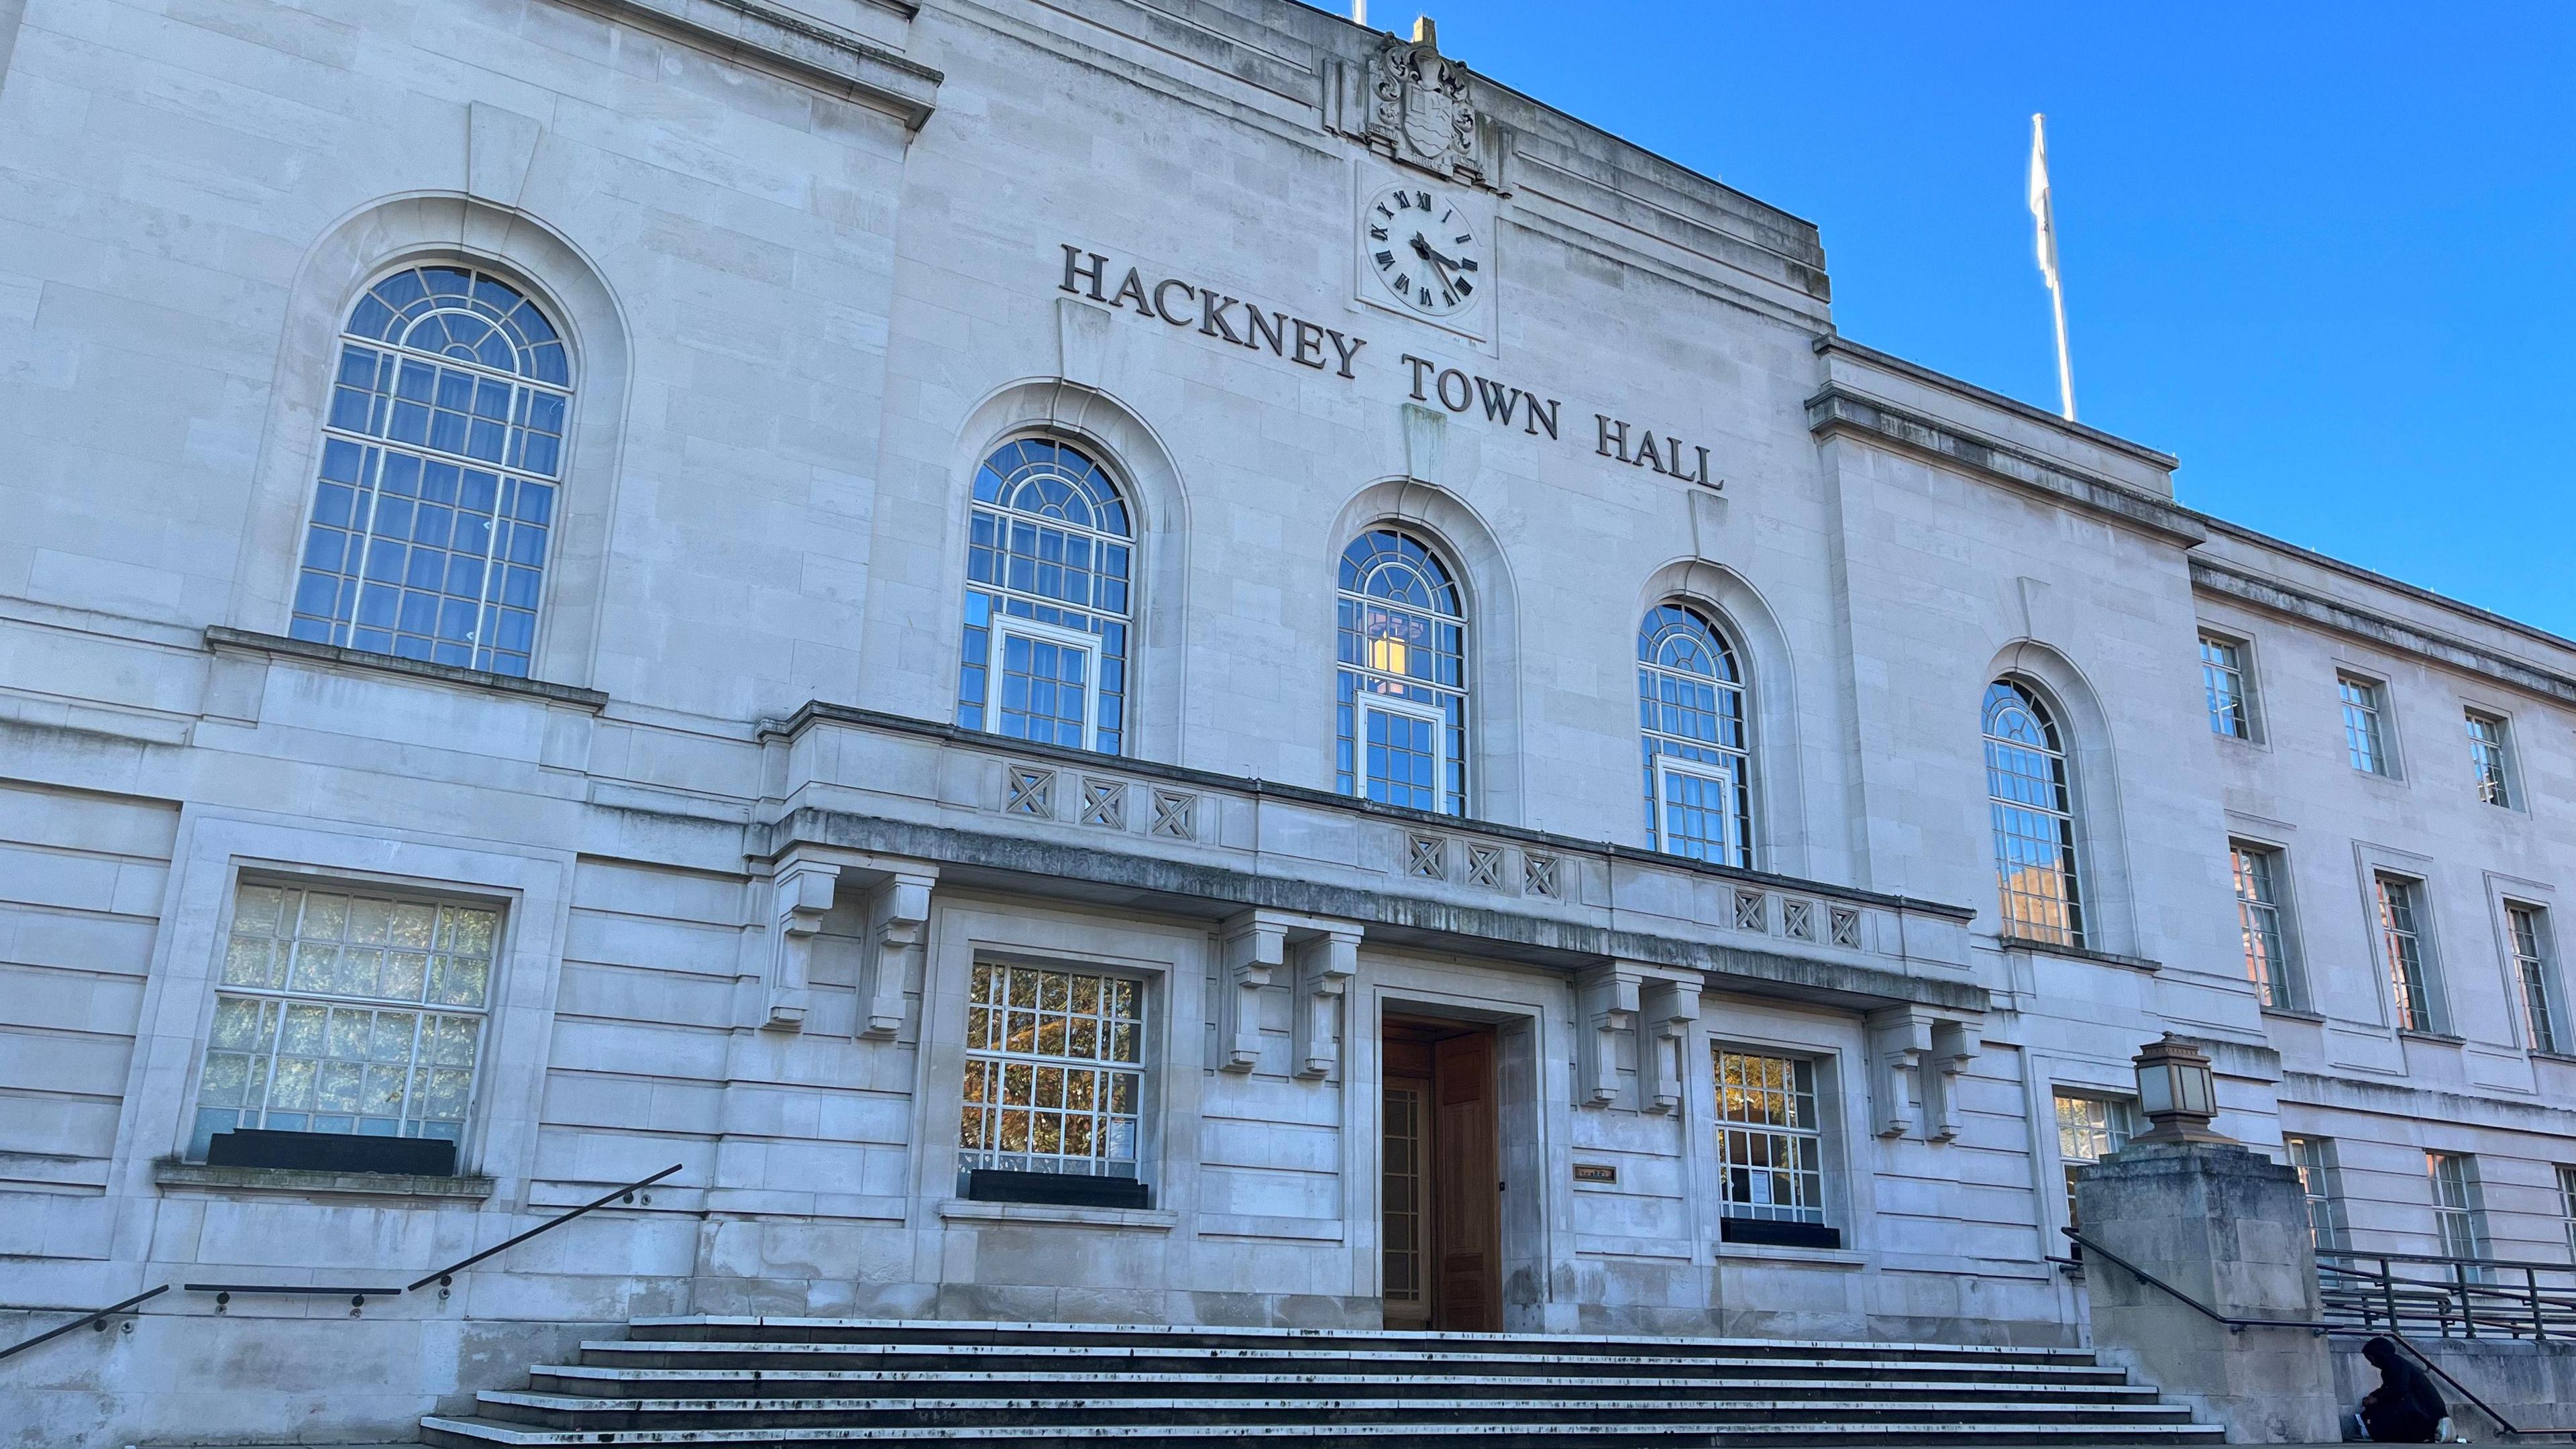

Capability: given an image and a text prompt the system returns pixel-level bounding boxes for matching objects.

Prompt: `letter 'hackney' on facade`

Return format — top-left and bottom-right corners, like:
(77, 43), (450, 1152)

(1, 3), (2569, 1446)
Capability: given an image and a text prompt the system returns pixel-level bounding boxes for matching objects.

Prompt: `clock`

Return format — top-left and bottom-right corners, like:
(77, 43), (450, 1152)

(1362, 182), (1483, 318)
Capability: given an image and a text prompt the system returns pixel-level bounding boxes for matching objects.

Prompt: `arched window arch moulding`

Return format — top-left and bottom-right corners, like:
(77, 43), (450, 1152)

(1980, 641), (2139, 957)
(1633, 559), (1811, 879)
(227, 194), (632, 690)
(1326, 479), (1525, 826)
(939, 380), (1192, 763)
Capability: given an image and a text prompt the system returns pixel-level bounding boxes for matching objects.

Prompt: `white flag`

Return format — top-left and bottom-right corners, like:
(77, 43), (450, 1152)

(2028, 113), (2059, 287)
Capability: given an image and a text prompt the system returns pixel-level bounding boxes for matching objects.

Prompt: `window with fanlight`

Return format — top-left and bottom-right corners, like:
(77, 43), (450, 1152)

(1984, 680), (2085, 947)
(955, 438), (1134, 755)
(289, 265), (572, 678)
(1639, 604), (1754, 867)
(1335, 529), (1466, 815)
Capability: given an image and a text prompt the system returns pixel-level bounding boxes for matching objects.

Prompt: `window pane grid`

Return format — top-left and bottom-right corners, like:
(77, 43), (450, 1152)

(2200, 635), (2251, 739)
(1382, 1085), (1425, 1302)
(1985, 682), (2084, 947)
(2376, 875), (2435, 1033)
(2340, 677), (2389, 775)
(2509, 906), (2561, 1056)
(1640, 604), (1752, 866)
(2557, 1165), (2576, 1261)
(2285, 1136), (2349, 1250)
(2427, 1152), (2491, 1271)
(1715, 1051), (1824, 1224)
(290, 266), (567, 678)
(2055, 1092), (2133, 1233)
(1335, 530), (1466, 814)
(2467, 713), (2511, 807)
(192, 882), (496, 1159)
(956, 439), (1132, 754)
(2232, 844), (2298, 1011)
(959, 962), (1143, 1178)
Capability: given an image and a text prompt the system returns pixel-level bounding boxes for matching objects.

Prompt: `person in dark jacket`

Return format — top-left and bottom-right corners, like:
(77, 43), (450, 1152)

(2354, 1336), (2448, 1442)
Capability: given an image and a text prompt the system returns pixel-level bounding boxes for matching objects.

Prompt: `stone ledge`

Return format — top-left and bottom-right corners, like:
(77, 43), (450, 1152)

(205, 627), (609, 711)
(154, 1161), (495, 1200)
(936, 1198), (1177, 1231)
(2191, 557), (2576, 708)
(559, 0), (942, 129)
(1996, 935), (2162, 973)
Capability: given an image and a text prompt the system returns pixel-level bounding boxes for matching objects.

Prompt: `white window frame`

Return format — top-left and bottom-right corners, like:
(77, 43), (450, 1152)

(983, 614), (1104, 749)
(2053, 1089), (2135, 1235)
(2231, 839), (2304, 1012)
(2198, 630), (2259, 742)
(957, 957), (1147, 1183)
(2506, 902), (2565, 1057)
(2557, 1165), (2576, 1261)
(2284, 1134), (2350, 1252)
(2464, 708), (2515, 808)
(2373, 871), (2445, 1035)
(1712, 1046), (1831, 1227)
(1654, 753), (1749, 866)
(2338, 672), (2398, 778)
(1355, 690), (1453, 814)
(2426, 1151), (2492, 1271)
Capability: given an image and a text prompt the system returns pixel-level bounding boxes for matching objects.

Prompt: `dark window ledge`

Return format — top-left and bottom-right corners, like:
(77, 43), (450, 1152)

(156, 1161), (494, 1200)
(205, 627), (608, 712)
(2398, 1030), (2467, 1046)
(2260, 1007), (2327, 1024)
(1996, 935), (2163, 973)
(2530, 1051), (2576, 1065)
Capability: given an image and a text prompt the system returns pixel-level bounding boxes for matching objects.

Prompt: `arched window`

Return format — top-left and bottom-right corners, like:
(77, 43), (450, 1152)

(288, 265), (571, 678)
(1336, 529), (1466, 814)
(1639, 604), (1753, 865)
(1984, 679), (2084, 945)
(956, 437), (1133, 753)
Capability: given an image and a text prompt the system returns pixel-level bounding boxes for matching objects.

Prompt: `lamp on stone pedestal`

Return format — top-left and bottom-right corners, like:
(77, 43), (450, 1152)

(2129, 1032), (2231, 1146)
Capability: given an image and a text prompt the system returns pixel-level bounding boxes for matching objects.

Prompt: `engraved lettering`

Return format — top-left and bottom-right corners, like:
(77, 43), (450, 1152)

(1291, 319), (1328, 370)
(1198, 290), (1243, 345)
(1403, 354), (1438, 401)
(1061, 246), (1109, 302)
(1436, 368), (1472, 413)
(1328, 329), (1367, 380)
(1110, 268), (1155, 317)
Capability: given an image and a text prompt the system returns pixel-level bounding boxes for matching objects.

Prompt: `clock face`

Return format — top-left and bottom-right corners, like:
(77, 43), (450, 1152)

(1364, 183), (1483, 318)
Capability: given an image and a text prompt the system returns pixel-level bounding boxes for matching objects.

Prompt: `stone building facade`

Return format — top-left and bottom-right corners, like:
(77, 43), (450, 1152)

(0, 0), (2570, 1442)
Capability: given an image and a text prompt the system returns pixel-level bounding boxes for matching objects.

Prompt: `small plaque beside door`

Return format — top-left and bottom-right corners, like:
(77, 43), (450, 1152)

(1572, 1162), (1617, 1185)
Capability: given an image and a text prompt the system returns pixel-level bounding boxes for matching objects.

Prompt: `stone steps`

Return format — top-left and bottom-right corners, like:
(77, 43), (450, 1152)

(419, 1317), (2224, 1448)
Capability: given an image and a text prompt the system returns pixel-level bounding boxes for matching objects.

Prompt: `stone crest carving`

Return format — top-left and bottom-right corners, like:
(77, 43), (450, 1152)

(1368, 19), (1482, 183)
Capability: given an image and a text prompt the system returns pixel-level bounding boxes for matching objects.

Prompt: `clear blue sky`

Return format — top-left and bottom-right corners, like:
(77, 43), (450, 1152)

(1385, 2), (2576, 637)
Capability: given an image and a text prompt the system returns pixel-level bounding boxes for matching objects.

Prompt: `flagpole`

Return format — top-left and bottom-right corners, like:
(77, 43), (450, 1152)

(2028, 113), (2076, 422)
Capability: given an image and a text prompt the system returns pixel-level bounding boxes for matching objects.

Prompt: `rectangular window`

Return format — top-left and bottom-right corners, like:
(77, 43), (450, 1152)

(959, 961), (1142, 1179)
(2284, 1136), (2350, 1251)
(2466, 712), (2512, 807)
(985, 616), (1100, 751)
(1653, 755), (1749, 865)
(2200, 634), (2253, 739)
(2375, 875), (2438, 1033)
(2232, 843), (2300, 1011)
(2339, 675), (2391, 775)
(191, 881), (496, 1161)
(2055, 1091), (2134, 1234)
(2558, 1165), (2576, 1260)
(1357, 692), (1451, 813)
(2427, 1152), (2491, 1268)
(1715, 1051), (1826, 1224)
(2509, 904), (2563, 1056)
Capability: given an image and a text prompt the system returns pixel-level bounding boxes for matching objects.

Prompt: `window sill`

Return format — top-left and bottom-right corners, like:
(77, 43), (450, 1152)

(2398, 1030), (2466, 1046)
(2259, 1006), (2326, 1024)
(1713, 1240), (1867, 1270)
(936, 1197), (1177, 1232)
(1996, 936), (2163, 973)
(156, 1161), (494, 1200)
(2530, 1051), (2576, 1066)
(205, 627), (608, 712)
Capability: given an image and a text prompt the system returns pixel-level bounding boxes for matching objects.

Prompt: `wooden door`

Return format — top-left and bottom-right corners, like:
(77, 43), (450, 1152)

(1432, 1030), (1499, 1330)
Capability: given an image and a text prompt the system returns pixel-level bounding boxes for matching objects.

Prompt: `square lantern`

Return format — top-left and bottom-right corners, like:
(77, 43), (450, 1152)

(2131, 1032), (2231, 1145)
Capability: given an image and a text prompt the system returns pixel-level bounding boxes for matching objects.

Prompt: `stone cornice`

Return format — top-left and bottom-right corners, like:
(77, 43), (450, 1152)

(1813, 338), (2178, 469)
(2190, 559), (2576, 708)
(1804, 384), (2207, 549)
(2279, 1069), (2576, 1136)
(759, 701), (1977, 922)
(557, 0), (943, 130)
(204, 627), (610, 711)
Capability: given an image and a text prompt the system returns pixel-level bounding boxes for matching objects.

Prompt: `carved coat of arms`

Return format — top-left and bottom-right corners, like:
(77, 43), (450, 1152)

(1367, 20), (1482, 183)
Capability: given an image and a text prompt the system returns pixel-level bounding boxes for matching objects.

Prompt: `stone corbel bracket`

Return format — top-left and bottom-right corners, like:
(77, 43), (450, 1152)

(859, 869), (938, 1040)
(1866, 1006), (1982, 1140)
(1576, 962), (1703, 1112)
(764, 859), (841, 1030)
(1218, 910), (1364, 1077)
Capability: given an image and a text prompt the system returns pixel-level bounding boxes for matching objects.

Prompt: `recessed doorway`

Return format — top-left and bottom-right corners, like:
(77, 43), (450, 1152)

(1381, 1016), (1501, 1331)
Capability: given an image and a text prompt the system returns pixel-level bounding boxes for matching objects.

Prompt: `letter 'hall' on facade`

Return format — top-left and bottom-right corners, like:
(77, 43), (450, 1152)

(0, 1), (2570, 1441)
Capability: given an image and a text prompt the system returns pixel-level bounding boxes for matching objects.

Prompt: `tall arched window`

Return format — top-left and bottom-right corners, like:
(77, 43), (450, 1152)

(289, 265), (571, 678)
(1639, 604), (1753, 865)
(1984, 679), (2084, 945)
(956, 438), (1133, 753)
(1336, 529), (1466, 814)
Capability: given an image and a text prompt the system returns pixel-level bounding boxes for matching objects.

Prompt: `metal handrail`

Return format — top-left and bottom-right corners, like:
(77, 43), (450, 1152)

(2316, 1246), (2576, 1342)
(407, 1163), (681, 1292)
(2063, 1228), (2576, 1438)
(0, 1285), (168, 1364)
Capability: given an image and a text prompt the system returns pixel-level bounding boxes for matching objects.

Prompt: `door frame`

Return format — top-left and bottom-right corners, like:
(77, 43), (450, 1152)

(1347, 969), (1558, 1332)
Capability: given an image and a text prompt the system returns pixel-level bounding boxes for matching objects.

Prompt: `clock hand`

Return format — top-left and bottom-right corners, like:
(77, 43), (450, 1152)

(1409, 234), (1464, 274)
